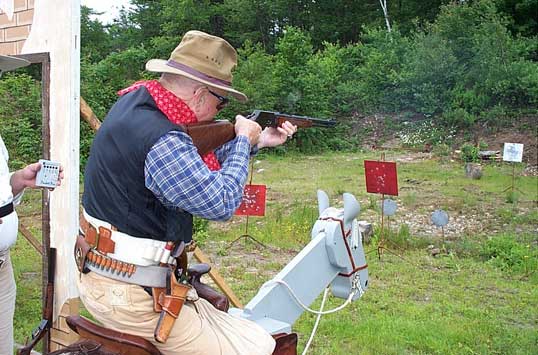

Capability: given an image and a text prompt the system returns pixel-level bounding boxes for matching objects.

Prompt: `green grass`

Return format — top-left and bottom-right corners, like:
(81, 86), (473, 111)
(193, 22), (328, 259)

(11, 151), (538, 354)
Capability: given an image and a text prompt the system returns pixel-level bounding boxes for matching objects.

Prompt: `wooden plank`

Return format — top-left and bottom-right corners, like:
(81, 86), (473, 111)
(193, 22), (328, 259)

(50, 328), (77, 346)
(193, 247), (243, 308)
(80, 96), (101, 131)
(18, 222), (43, 255)
(51, 299), (80, 346)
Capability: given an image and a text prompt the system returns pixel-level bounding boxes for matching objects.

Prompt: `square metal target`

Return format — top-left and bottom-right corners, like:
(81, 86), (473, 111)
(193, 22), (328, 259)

(235, 184), (267, 216)
(364, 160), (399, 196)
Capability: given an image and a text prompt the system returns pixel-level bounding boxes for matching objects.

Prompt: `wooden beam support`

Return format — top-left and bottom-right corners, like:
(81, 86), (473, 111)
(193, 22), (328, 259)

(193, 247), (243, 308)
(80, 97), (101, 131)
(18, 223), (44, 255)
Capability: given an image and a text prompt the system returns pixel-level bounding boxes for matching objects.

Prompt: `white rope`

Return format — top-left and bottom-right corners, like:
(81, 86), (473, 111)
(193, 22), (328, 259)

(301, 287), (329, 355)
(261, 279), (357, 315)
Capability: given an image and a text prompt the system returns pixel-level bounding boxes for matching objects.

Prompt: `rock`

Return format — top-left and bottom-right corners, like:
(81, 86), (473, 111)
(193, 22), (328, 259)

(478, 150), (500, 161)
(358, 221), (373, 243)
(430, 248), (441, 257)
(464, 163), (482, 179)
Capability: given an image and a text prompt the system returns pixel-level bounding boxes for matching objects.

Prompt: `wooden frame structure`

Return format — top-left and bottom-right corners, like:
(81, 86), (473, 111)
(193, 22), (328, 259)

(12, 52), (53, 352)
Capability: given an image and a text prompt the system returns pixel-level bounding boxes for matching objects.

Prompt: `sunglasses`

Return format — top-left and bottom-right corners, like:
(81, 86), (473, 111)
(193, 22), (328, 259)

(207, 88), (229, 111)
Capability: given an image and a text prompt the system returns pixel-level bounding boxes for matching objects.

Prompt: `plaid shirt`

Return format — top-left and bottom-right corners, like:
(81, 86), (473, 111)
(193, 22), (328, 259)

(144, 131), (251, 221)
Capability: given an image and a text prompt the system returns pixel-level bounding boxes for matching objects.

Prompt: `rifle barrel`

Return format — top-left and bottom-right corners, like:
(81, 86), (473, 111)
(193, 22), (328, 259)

(251, 110), (336, 128)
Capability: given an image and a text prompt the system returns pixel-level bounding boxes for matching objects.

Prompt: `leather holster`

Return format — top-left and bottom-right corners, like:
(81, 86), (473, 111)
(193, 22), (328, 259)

(74, 234), (91, 274)
(152, 267), (191, 343)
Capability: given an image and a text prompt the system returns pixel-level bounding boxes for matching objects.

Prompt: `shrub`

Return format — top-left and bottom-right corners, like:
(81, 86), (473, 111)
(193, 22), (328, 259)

(339, 27), (409, 113)
(401, 32), (460, 115)
(481, 234), (538, 275)
(0, 73), (42, 169)
(460, 143), (480, 162)
(442, 108), (476, 128)
(232, 40), (280, 114)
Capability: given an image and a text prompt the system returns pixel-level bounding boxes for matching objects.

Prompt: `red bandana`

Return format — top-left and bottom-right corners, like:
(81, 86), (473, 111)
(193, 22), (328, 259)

(118, 80), (221, 171)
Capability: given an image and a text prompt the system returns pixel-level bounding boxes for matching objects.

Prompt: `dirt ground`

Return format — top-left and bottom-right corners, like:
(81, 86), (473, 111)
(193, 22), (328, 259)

(351, 113), (538, 170)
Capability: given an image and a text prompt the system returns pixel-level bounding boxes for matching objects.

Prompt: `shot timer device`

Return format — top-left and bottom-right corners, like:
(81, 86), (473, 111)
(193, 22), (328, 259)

(35, 159), (61, 189)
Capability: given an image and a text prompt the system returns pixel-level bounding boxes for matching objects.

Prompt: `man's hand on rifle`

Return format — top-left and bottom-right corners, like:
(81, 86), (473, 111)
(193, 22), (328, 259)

(257, 120), (297, 149)
(235, 115), (262, 146)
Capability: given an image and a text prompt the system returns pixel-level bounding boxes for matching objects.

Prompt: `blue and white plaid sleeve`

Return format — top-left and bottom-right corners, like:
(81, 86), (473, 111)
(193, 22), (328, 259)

(215, 140), (259, 164)
(145, 131), (251, 221)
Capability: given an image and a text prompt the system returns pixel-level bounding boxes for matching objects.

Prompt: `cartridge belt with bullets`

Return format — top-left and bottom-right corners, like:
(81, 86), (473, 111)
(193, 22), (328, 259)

(75, 211), (192, 343)
(76, 214), (173, 288)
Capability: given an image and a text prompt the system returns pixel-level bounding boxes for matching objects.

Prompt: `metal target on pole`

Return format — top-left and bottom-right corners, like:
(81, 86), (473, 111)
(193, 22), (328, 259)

(382, 199), (398, 216)
(431, 209), (449, 227)
(431, 209), (449, 250)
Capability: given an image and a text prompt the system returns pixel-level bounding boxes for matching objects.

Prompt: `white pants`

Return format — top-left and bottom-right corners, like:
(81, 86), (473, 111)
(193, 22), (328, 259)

(0, 250), (16, 355)
(78, 272), (275, 355)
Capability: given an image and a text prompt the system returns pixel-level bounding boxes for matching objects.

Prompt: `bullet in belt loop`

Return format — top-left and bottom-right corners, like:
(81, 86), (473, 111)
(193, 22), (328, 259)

(111, 259), (118, 274)
(87, 252), (94, 266)
(117, 262), (123, 275)
(99, 256), (107, 270)
(127, 264), (136, 277)
(92, 253), (98, 267)
(104, 257), (112, 271)
(95, 254), (102, 268)
(121, 262), (129, 277)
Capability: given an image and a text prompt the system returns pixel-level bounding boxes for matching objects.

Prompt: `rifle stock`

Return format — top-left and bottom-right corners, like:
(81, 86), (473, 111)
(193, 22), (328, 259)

(18, 248), (56, 355)
(185, 110), (335, 155)
(183, 120), (235, 156)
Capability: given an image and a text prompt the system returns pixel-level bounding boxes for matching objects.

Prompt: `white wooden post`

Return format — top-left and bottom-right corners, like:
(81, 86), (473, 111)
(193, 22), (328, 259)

(22, 0), (81, 345)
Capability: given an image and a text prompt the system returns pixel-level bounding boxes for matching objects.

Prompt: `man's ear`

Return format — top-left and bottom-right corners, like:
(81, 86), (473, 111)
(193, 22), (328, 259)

(193, 87), (206, 109)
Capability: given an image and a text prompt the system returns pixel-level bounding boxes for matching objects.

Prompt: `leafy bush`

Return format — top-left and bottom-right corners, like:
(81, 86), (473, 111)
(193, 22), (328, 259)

(193, 217), (210, 246)
(432, 143), (451, 158)
(460, 143), (480, 162)
(442, 108), (477, 128)
(481, 234), (538, 275)
(401, 32), (460, 115)
(232, 40), (280, 113)
(338, 27), (409, 114)
(0, 73), (42, 169)
(273, 27), (314, 114)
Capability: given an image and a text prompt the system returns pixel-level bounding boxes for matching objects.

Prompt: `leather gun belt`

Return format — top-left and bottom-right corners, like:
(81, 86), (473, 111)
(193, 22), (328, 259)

(86, 250), (168, 288)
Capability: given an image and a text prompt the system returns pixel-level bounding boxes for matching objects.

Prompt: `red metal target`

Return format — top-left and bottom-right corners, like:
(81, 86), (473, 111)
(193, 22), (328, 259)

(235, 184), (267, 216)
(364, 160), (399, 196)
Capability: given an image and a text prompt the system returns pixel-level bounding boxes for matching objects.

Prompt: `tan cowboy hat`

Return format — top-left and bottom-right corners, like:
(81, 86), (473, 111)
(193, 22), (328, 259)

(0, 55), (30, 73)
(146, 30), (248, 102)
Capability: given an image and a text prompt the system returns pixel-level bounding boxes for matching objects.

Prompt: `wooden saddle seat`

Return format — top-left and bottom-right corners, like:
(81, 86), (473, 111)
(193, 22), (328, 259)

(66, 316), (160, 355)
(65, 317), (298, 355)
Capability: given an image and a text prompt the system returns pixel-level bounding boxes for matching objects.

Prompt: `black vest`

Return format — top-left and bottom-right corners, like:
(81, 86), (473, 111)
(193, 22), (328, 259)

(83, 87), (193, 243)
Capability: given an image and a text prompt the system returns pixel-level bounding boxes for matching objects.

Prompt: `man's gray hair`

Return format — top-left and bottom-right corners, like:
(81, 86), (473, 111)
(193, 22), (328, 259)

(160, 72), (204, 90)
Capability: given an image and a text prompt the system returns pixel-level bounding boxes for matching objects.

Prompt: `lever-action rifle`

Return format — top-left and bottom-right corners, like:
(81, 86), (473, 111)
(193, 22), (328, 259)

(18, 248), (56, 355)
(184, 110), (336, 155)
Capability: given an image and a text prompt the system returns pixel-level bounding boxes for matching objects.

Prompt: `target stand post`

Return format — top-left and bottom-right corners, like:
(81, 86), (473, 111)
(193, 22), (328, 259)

(228, 162), (267, 249)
